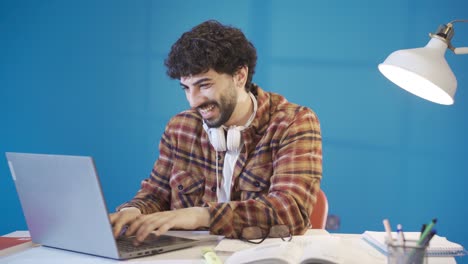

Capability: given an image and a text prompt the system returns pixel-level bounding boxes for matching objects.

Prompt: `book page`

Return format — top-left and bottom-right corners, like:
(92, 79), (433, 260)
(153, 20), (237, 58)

(298, 236), (344, 264)
(225, 235), (344, 264)
(225, 241), (302, 264)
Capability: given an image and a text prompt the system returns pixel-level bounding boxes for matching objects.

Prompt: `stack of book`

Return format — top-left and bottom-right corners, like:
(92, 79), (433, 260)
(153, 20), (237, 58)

(0, 236), (33, 257)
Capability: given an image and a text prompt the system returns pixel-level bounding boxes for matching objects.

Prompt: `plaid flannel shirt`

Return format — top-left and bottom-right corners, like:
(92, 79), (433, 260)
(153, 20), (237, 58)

(118, 85), (322, 238)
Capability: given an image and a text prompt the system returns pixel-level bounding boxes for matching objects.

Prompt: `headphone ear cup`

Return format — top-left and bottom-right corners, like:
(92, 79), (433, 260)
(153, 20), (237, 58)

(203, 122), (243, 152)
(226, 126), (242, 152)
(207, 127), (227, 152)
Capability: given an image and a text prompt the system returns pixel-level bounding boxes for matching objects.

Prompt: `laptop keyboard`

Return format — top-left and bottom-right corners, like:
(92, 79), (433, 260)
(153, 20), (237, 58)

(117, 237), (156, 252)
(116, 234), (194, 253)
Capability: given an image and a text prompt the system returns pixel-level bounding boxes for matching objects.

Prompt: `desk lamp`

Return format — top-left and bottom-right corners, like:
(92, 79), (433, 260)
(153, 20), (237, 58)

(378, 20), (468, 105)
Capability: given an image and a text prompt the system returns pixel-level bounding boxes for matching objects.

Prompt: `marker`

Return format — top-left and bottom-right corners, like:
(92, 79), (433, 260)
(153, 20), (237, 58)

(202, 247), (223, 264)
(383, 219), (394, 245)
(420, 224), (426, 234)
(418, 218), (437, 246)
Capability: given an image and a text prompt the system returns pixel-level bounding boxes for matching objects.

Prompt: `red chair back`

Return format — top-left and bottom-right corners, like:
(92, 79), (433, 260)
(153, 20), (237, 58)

(310, 189), (328, 229)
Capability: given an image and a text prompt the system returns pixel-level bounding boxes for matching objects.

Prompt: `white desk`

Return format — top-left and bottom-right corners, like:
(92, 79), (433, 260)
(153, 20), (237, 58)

(0, 230), (457, 264)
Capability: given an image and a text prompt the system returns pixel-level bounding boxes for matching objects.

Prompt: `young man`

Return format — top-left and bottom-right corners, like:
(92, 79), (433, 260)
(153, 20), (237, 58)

(110, 20), (322, 244)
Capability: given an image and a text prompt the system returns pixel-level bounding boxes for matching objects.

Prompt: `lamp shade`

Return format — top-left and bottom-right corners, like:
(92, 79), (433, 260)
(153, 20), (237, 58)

(378, 37), (457, 105)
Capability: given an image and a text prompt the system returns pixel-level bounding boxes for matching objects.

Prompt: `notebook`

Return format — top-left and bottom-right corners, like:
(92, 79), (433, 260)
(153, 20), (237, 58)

(5, 152), (200, 260)
(362, 231), (467, 257)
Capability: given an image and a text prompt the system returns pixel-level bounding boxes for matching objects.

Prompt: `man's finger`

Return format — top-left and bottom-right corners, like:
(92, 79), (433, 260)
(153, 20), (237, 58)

(125, 214), (146, 236)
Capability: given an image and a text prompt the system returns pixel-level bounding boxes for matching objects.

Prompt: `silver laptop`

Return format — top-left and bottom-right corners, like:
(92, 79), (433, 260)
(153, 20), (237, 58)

(5, 152), (200, 259)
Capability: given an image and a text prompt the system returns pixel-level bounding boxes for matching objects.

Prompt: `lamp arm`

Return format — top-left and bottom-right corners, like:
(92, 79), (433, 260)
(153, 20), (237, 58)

(444, 20), (468, 54)
(454, 47), (468, 55)
(448, 19), (468, 24)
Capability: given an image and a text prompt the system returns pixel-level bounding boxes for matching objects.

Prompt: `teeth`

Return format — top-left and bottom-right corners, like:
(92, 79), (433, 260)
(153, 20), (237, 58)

(199, 104), (215, 113)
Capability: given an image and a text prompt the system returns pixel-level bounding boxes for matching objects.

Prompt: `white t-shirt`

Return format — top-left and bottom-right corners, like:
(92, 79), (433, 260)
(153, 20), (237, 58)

(217, 148), (241, 202)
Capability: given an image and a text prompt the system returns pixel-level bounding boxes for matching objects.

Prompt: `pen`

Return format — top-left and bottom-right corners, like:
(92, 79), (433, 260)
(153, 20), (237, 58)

(202, 247), (223, 264)
(421, 229), (437, 247)
(382, 219), (394, 245)
(418, 218), (437, 246)
(396, 224), (405, 245)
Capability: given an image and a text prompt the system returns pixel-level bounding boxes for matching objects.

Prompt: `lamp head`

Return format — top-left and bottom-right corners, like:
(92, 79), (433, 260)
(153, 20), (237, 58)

(378, 37), (456, 105)
(378, 21), (467, 105)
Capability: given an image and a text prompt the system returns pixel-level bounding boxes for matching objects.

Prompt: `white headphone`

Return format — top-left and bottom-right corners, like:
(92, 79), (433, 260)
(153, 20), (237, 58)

(203, 92), (258, 152)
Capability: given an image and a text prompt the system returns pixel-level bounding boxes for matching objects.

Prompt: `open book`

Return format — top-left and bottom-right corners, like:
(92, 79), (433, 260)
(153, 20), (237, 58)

(362, 231), (467, 257)
(225, 236), (343, 264)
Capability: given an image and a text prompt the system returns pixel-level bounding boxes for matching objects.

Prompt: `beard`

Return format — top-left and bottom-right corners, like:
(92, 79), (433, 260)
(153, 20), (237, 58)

(203, 84), (238, 128)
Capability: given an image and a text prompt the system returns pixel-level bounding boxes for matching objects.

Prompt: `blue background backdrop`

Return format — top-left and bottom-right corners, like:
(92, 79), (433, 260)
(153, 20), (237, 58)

(1, 0), (467, 261)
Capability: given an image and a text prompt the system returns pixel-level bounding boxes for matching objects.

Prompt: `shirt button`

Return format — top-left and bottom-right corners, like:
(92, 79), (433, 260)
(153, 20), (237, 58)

(211, 186), (216, 192)
(253, 181), (260, 187)
(178, 185), (183, 190)
(217, 155), (222, 160)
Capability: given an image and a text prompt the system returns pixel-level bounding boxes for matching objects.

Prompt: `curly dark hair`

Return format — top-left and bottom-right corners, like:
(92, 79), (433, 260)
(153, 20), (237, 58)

(164, 20), (257, 92)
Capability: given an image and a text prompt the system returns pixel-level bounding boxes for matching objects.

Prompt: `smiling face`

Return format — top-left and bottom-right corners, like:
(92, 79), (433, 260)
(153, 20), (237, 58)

(181, 69), (239, 128)
(180, 66), (253, 129)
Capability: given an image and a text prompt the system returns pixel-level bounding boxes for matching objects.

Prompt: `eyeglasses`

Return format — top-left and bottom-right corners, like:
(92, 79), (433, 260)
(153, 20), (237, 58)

(240, 225), (292, 244)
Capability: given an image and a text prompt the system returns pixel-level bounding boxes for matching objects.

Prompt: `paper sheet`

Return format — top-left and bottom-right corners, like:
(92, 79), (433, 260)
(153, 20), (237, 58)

(215, 228), (330, 252)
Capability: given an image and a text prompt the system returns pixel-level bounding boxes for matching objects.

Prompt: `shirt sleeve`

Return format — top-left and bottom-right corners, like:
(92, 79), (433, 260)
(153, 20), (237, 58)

(207, 107), (322, 238)
(116, 129), (173, 214)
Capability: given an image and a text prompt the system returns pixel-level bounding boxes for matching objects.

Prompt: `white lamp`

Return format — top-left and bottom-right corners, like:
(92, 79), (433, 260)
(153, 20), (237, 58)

(378, 20), (468, 105)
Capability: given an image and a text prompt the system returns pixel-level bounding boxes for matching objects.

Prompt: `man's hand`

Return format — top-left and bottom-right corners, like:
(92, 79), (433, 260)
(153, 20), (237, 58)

(109, 207), (142, 238)
(125, 207), (210, 245)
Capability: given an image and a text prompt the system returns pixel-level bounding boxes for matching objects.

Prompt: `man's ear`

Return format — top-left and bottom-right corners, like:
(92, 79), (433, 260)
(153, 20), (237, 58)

(234, 66), (248, 88)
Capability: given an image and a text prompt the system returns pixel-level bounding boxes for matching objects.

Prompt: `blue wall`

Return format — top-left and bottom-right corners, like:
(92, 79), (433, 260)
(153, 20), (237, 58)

(1, 0), (467, 261)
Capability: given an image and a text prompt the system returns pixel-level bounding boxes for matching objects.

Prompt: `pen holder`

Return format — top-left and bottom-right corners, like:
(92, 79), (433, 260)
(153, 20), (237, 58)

(387, 240), (427, 264)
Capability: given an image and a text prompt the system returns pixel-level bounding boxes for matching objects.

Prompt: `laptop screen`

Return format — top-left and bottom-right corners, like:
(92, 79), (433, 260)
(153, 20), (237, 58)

(7, 152), (122, 258)
(7, 152), (202, 260)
